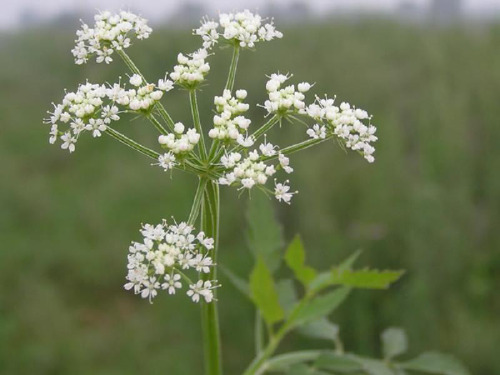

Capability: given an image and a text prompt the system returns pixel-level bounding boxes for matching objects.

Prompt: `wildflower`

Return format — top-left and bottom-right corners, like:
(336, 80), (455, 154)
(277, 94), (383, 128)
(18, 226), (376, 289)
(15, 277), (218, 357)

(194, 17), (220, 49)
(170, 49), (210, 88)
(306, 124), (327, 140)
(129, 74), (143, 87)
(71, 10), (152, 65)
(156, 152), (177, 172)
(158, 125), (200, 154)
(274, 180), (297, 204)
(209, 89), (252, 143)
(306, 97), (378, 162)
(263, 74), (310, 115)
(187, 280), (217, 303)
(162, 274), (182, 295)
(60, 132), (76, 153)
(278, 153), (293, 174)
(124, 220), (217, 303)
(219, 10), (282, 48)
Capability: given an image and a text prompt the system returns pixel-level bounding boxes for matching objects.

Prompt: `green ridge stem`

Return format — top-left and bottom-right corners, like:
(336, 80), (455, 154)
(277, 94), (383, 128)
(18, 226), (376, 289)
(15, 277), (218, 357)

(225, 45), (240, 92)
(200, 180), (222, 375)
(190, 90), (208, 160)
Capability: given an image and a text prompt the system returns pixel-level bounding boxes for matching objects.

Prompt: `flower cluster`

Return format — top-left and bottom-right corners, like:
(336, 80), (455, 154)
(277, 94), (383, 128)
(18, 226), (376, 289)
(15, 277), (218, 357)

(208, 89), (252, 145)
(195, 10), (283, 49)
(158, 123), (201, 154)
(170, 49), (210, 88)
(125, 220), (217, 303)
(218, 144), (296, 204)
(44, 82), (119, 152)
(264, 74), (311, 115)
(307, 98), (377, 162)
(122, 74), (164, 111)
(72, 10), (152, 65)
(194, 9), (283, 48)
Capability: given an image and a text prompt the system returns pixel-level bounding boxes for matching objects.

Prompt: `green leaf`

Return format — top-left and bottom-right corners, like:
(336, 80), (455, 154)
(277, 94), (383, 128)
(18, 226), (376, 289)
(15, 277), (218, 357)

(285, 235), (317, 287)
(338, 249), (363, 272)
(276, 279), (298, 316)
(249, 256), (284, 325)
(266, 350), (325, 372)
(330, 268), (404, 289)
(297, 318), (339, 341)
(246, 193), (283, 273)
(315, 353), (363, 372)
(348, 355), (396, 375)
(400, 352), (470, 375)
(219, 264), (250, 297)
(287, 364), (331, 375)
(381, 327), (408, 360)
(292, 287), (350, 326)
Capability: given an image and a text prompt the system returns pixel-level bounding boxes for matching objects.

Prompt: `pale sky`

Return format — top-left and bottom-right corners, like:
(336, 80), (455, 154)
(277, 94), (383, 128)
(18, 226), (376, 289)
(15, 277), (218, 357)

(1, 0), (500, 29)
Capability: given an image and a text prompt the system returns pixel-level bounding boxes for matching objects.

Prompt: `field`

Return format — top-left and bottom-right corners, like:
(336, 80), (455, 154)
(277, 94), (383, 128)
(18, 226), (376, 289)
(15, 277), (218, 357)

(0, 19), (499, 374)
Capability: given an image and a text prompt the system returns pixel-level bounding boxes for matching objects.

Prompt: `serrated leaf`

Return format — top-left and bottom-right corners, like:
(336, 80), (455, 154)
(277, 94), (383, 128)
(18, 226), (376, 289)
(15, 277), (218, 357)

(219, 264), (250, 297)
(298, 318), (339, 341)
(246, 193), (283, 273)
(338, 249), (363, 272)
(348, 355), (396, 375)
(330, 269), (404, 289)
(276, 279), (298, 316)
(400, 352), (470, 375)
(315, 353), (363, 372)
(381, 327), (408, 360)
(291, 287), (350, 327)
(285, 235), (317, 287)
(250, 256), (284, 325)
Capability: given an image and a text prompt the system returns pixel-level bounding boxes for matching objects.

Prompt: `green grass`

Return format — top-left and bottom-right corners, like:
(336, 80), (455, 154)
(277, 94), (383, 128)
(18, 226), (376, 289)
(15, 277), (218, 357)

(1, 19), (499, 374)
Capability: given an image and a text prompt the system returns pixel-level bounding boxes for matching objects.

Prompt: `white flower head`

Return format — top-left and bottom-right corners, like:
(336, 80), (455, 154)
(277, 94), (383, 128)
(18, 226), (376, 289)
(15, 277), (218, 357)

(71, 10), (152, 65)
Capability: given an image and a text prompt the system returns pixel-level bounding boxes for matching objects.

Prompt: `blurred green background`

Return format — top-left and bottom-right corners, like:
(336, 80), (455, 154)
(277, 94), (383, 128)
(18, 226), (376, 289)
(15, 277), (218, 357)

(1, 17), (499, 375)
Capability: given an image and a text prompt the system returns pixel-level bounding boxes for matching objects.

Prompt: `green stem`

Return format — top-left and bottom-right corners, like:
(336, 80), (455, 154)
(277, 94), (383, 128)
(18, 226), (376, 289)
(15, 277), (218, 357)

(251, 115), (280, 142)
(188, 178), (208, 226)
(147, 114), (169, 135)
(200, 180), (222, 375)
(261, 350), (325, 373)
(190, 90), (208, 160)
(261, 137), (330, 162)
(255, 311), (265, 355)
(117, 49), (176, 131)
(225, 45), (240, 92)
(105, 127), (159, 159)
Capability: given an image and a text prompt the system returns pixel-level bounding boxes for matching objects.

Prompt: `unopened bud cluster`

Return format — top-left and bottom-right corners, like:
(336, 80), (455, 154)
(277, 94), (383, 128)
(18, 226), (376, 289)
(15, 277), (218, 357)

(125, 221), (217, 303)
(170, 49), (210, 88)
(209, 89), (252, 144)
(158, 123), (201, 154)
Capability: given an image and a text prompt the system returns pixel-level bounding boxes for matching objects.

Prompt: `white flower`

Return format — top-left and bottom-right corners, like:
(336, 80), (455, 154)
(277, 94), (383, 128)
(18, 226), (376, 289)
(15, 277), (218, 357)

(156, 152), (177, 172)
(86, 118), (107, 137)
(194, 17), (220, 49)
(161, 274), (182, 295)
(60, 132), (76, 153)
(209, 89), (252, 143)
(170, 49), (210, 88)
(278, 153), (293, 174)
(274, 180), (296, 204)
(129, 74), (143, 87)
(158, 77), (174, 91)
(259, 139), (277, 157)
(217, 10), (282, 48)
(263, 74), (309, 115)
(71, 10), (152, 65)
(306, 124), (327, 140)
(298, 82), (311, 93)
(306, 97), (377, 162)
(187, 280), (217, 303)
(124, 220), (217, 303)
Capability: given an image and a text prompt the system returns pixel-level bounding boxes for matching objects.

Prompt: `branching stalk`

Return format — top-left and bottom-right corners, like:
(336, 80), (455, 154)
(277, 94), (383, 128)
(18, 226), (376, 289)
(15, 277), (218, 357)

(190, 90), (208, 160)
(225, 45), (240, 92)
(105, 127), (159, 159)
(200, 181), (222, 375)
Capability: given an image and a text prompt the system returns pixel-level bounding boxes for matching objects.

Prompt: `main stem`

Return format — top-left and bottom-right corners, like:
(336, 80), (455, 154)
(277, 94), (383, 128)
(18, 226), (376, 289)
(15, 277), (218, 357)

(200, 180), (222, 375)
